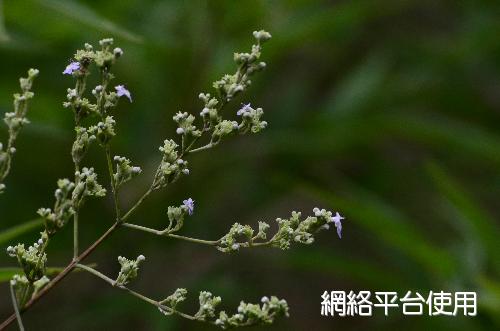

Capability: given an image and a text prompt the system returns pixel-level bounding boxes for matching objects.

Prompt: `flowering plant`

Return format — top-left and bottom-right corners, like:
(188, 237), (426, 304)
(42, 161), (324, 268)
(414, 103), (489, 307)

(0, 30), (343, 330)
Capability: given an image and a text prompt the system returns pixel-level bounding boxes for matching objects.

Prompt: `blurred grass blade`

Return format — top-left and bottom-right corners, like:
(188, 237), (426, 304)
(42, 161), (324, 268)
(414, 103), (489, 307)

(294, 175), (456, 279)
(426, 161), (500, 274)
(0, 218), (43, 246)
(284, 249), (406, 289)
(0, 0), (9, 42)
(32, 0), (143, 43)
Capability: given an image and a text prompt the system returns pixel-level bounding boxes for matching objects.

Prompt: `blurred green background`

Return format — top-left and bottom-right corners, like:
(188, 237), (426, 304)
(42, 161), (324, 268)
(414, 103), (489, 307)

(0, 0), (499, 330)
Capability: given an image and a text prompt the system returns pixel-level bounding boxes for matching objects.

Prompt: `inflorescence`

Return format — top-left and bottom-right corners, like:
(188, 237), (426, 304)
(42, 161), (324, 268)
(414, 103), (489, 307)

(1, 30), (344, 330)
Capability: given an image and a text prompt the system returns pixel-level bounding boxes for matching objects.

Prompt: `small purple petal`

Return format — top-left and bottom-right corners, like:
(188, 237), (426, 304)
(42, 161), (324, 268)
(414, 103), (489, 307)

(63, 62), (80, 75)
(237, 103), (252, 116)
(183, 198), (195, 215)
(115, 85), (132, 102)
(331, 212), (344, 239)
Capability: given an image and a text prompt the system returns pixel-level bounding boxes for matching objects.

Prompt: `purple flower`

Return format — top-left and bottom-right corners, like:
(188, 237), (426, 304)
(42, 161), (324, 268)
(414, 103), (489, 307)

(183, 198), (195, 216)
(331, 212), (344, 239)
(237, 103), (252, 116)
(115, 85), (132, 102)
(63, 62), (80, 75)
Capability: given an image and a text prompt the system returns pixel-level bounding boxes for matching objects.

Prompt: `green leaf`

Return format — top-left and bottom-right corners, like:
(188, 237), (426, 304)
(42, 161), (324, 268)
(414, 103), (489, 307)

(426, 161), (500, 274)
(0, 218), (43, 246)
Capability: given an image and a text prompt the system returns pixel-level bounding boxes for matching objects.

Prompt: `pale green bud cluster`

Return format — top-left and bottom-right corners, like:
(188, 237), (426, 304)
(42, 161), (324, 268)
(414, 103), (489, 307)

(215, 296), (289, 329)
(218, 223), (254, 253)
(72, 126), (96, 164)
(89, 116), (116, 146)
(199, 93), (220, 124)
(214, 30), (271, 102)
(164, 204), (189, 233)
(9, 274), (49, 308)
(72, 167), (106, 208)
(6, 232), (50, 307)
(272, 209), (333, 249)
(6, 232), (48, 282)
(174, 111), (201, 137)
(215, 208), (338, 252)
(115, 255), (146, 286)
(63, 87), (97, 120)
(237, 104), (267, 133)
(159, 288), (188, 315)
(195, 291), (222, 320)
(153, 139), (189, 189)
(0, 68), (39, 192)
(37, 179), (76, 235)
(157, 288), (288, 329)
(113, 156), (142, 189)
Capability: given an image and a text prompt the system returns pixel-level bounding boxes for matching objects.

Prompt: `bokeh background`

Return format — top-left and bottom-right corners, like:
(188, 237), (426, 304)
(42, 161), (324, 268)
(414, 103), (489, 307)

(0, 0), (499, 330)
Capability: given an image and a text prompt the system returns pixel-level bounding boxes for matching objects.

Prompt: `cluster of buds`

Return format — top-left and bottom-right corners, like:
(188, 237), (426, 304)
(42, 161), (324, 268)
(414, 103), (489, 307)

(6, 232), (51, 308)
(72, 167), (107, 208)
(37, 179), (76, 235)
(198, 93), (220, 127)
(215, 296), (289, 329)
(217, 223), (254, 253)
(71, 126), (96, 164)
(159, 288), (188, 315)
(9, 274), (49, 308)
(7, 232), (48, 282)
(153, 139), (189, 189)
(113, 156), (142, 189)
(213, 30), (271, 102)
(89, 116), (116, 146)
(115, 255), (146, 286)
(62, 87), (97, 120)
(272, 209), (343, 250)
(162, 198), (195, 234)
(63, 38), (131, 122)
(236, 103), (267, 133)
(214, 208), (344, 252)
(195, 291), (222, 321)
(174, 112), (201, 138)
(0, 68), (39, 192)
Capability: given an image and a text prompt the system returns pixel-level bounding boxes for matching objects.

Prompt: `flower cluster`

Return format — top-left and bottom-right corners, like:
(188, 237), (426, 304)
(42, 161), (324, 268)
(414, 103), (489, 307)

(62, 38), (131, 123)
(216, 208), (343, 252)
(72, 126), (96, 164)
(72, 167), (107, 208)
(6, 232), (50, 306)
(153, 139), (189, 189)
(113, 156), (142, 189)
(159, 198), (195, 234)
(158, 288), (288, 329)
(213, 30), (270, 102)
(0, 68), (39, 193)
(216, 296), (289, 329)
(115, 255), (146, 286)
(37, 179), (76, 235)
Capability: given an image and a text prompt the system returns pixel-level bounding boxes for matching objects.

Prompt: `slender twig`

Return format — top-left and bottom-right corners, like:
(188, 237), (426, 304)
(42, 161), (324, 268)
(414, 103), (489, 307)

(188, 143), (214, 154)
(122, 222), (220, 245)
(73, 163), (80, 260)
(9, 283), (24, 331)
(76, 264), (200, 322)
(122, 222), (274, 249)
(120, 187), (152, 222)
